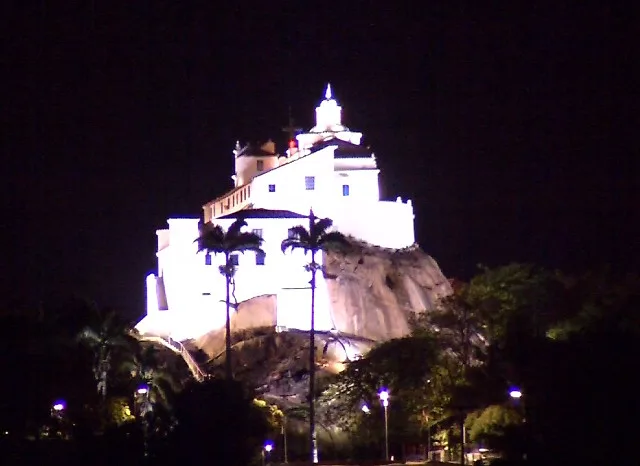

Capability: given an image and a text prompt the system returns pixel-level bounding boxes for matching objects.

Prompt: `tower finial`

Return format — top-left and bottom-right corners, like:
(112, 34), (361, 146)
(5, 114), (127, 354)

(325, 83), (332, 100)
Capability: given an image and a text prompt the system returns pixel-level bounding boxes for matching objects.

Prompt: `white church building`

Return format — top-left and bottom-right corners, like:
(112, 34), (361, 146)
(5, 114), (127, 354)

(136, 85), (416, 341)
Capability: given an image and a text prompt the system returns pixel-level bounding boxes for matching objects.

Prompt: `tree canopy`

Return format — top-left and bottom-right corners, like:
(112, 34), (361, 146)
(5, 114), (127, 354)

(321, 264), (640, 463)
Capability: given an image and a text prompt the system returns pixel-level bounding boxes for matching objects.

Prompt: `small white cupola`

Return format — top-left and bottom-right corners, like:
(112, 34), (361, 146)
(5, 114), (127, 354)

(311, 83), (346, 133)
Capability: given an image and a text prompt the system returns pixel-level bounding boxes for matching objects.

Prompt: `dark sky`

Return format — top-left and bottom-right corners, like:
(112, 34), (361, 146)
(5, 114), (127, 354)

(2, 2), (635, 318)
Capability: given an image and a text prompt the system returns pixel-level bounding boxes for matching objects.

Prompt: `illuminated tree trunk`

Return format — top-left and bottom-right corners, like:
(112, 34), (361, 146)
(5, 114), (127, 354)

(225, 253), (233, 379)
(309, 248), (318, 464)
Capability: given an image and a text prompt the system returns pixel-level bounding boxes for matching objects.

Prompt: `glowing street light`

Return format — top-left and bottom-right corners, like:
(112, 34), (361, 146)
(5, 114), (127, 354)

(137, 385), (149, 395)
(379, 389), (390, 461)
(262, 442), (274, 466)
(508, 387), (527, 459)
(361, 404), (370, 414)
(509, 388), (523, 399)
(379, 389), (389, 407)
(52, 401), (66, 412)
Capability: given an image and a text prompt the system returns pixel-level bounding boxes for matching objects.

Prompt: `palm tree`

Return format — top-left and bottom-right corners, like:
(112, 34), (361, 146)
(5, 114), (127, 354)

(121, 345), (180, 411)
(281, 209), (350, 463)
(196, 217), (265, 380)
(77, 306), (137, 400)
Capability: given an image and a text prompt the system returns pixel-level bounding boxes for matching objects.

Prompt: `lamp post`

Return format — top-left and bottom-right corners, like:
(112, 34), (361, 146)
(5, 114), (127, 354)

(137, 384), (151, 457)
(379, 389), (390, 462)
(262, 442), (274, 466)
(52, 400), (66, 422)
(509, 387), (527, 460)
(50, 400), (68, 439)
(282, 417), (288, 464)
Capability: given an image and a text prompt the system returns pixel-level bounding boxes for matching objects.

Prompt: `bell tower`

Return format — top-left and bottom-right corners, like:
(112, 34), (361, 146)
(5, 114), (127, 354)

(296, 84), (363, 150)
(311, 83), (345, 133)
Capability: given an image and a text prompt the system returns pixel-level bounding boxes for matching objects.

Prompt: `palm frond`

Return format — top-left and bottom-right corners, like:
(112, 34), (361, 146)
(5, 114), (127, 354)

(311, 217), (333, 239)
(281, 225), (311, 253)
(292, 225), (311, 244)
(226, 217), (248, 238)
(235, 245), (266, 256)
(228, 232), (264, 253)
(281, 238), (308, 254)
(196, 223), (226, 253)
(77, 327), (100, 345)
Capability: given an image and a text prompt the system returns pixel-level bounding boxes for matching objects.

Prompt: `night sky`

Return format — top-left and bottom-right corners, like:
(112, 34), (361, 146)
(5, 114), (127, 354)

(2, 3), (635, 318)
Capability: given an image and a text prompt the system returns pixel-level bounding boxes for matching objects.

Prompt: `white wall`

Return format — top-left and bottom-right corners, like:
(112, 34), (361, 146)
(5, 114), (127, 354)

(160, 219), (202, 319)
(235, 155), (279, 187)
(250, 146), (336, 215)
(139, 180), (416, 340)
(334, 169), (380, 204)
(213, 216), (334, 332)
(139, 214), (339, 338)
(146, 274), (159, 315)
(331, 199), (415, 249)
(276, 278), (334, 331)
(214, 217), (314, 294)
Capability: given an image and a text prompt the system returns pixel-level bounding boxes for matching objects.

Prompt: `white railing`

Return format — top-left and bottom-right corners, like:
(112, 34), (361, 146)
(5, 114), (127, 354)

(139, 334), (207, 382)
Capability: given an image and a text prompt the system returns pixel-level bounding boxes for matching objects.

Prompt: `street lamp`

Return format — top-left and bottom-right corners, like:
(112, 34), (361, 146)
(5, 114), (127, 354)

(136, 385), (151, 457)
(361, 404), (370, 414)
(379, 389), (390, 461)
(137, 385), (149, 395)
(262, 442), (274, 466)
(508, 387), (528, 461)
(52, 401), (66, 412)
(50, 400), (68, 439)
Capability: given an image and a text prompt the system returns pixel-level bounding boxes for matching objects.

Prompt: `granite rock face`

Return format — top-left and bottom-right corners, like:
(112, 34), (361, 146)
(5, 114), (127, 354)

(323, 242), (452, 341)
(195, 295), (277, 359)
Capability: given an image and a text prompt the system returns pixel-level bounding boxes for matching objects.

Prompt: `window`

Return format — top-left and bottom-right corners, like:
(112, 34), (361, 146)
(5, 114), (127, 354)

(257, 160), (264, 171)
(268, 184), (276, 192)
(287, 228), (299, 239)
(252, 228), (263, 238)
(342, 184), (350, 196)
(305, 176), (315, 190)
(229, 254), (239, 266)
(255, 251), (266, 265)
(205, 253), (212, 266)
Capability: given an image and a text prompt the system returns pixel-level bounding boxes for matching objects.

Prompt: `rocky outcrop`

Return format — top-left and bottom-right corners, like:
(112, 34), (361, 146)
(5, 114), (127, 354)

(324, 242), (452, 341)
(195, 294), (277, 358)
(197, 328), (375, 408)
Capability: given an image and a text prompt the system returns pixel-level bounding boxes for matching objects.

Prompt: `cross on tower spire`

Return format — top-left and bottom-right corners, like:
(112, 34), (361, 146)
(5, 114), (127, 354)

(282, 106), (303, 143)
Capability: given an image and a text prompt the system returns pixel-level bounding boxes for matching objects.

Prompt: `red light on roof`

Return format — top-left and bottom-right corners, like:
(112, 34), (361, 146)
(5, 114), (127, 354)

(289, 139), (296, 149)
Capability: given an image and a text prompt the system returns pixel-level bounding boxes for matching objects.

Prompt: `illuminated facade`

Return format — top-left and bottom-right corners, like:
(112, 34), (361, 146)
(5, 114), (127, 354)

(136, 85), (416, 340)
